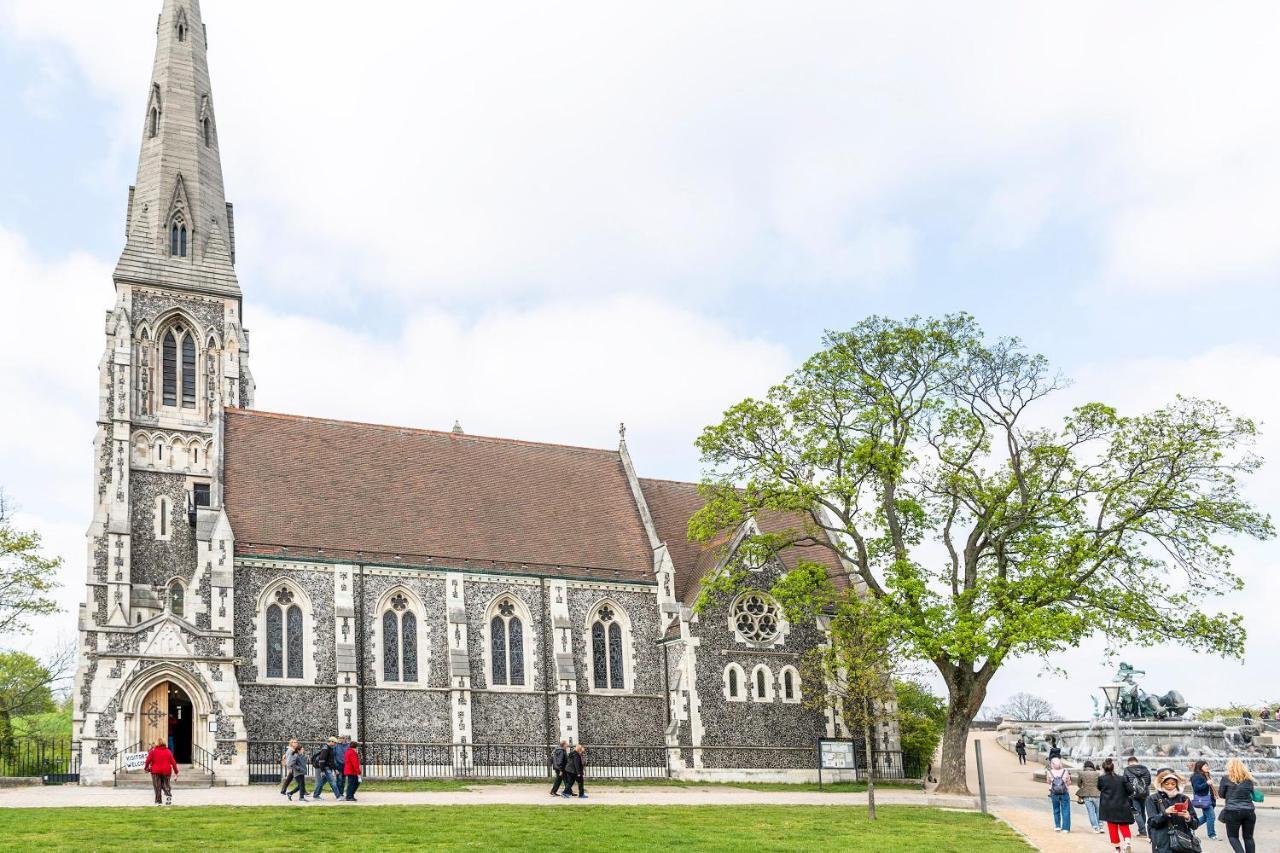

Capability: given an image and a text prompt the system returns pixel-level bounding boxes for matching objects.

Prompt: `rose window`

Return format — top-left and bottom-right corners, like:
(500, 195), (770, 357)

(733, 593), (780, 643)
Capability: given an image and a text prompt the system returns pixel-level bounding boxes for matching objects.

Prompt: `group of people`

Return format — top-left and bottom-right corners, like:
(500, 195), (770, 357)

(1042, 753), (1263, 853)
(1240, 708), (1280, 724)
(279, 736), (362, 803)
(549, 741), (589, 799)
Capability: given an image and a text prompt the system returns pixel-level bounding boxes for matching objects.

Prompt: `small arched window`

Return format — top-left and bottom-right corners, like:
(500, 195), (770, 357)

(780, 666), (802, 703)
(723, 663), (746, 701)
(756, 668), (766, 697)
(171, 217), (188, 258)
(728, 668), (739, 698)
(203, 117), (211, 147)
(589, 603), (626, 690)
(380, 593), (418, 683)
(265, 586), (304, 680)
(168, 580), (185, 618)
(489, 597), (525, 687)
(752, 665), (774, 701)
(177, 24), (186, 42)
(149, 107), (159, 138)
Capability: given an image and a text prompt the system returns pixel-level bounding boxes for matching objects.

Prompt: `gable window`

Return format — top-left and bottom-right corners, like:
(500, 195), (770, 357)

(265, 585), (304, 680)
(380, 592), (418, 683)
(488, 596), (525, 687)
(168, 579), (185, 618)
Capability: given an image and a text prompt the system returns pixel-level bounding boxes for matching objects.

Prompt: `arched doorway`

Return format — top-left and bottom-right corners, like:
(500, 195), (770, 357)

(138, 680), (194, 764)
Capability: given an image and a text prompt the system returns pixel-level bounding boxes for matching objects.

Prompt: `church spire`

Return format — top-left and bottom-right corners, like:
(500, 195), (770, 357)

(118, 0), (239, 293)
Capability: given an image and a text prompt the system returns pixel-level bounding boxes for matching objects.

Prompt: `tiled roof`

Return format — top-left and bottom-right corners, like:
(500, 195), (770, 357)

(223, 409), (654, 583)
(638, 478), (849, 602)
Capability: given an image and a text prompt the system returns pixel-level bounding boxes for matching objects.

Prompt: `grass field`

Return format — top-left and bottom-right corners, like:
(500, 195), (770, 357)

(360, 778), (922, 793)
(0, 805), (1032, 852)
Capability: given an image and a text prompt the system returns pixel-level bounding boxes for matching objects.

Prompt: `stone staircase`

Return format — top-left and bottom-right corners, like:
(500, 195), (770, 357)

(115, 765), (222, 789)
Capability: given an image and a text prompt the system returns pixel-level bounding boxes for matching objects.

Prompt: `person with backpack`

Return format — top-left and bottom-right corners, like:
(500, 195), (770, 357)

(332, 736), (349, 795)
(1098, 757), (1136, 852)
(311, 737), (342, 800)
(1124, 756), (1153, 836)
(284, 744), (310, 802)
(1015, 737), (1027, 765)
(1191, 759), (1217, 841)
(1218, 757), (1262, 853)
(1047, 757), (1073, 832)
(1145, 768), (1199, 853)
(562, 744), (588, 799)
(550, 740), (569, 796)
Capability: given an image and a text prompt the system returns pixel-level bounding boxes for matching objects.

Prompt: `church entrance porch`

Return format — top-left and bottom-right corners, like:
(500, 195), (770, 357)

(139, 681), (194, 763)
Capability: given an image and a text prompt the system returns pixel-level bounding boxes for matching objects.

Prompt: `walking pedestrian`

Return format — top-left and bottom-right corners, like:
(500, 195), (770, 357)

(1077, 760), (1103, 833)
(333, 736), (349, 795)
(550, 740), (568, 797)
(1124, 756), (1153, 837)
(144, 737), (179, 806)
(1146, 768), (1199, 853)
(311, 737), (342, 800)
(1241, 709), (1252, 725)
(562, 744), (587, 799)
(1098, 758), (1136, 852)
(279, 737), (299, 795)
(1015, 737), (1027, 765)
(1047, 756), (1073, 833)
(1191, 759), (1218, 841)
(285, 744), (310, 802)
(1218, 757), (1261, 853)
(1047, 736), (1062, 762)
(342, 740), (361, 802)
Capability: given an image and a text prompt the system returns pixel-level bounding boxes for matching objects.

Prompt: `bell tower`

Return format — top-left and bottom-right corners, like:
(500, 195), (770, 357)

(74, 0), (251, 785)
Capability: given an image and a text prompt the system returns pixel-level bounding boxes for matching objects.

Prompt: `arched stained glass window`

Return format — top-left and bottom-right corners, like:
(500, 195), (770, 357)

(382, 610), (399, 682)
(266, 603), (283, 678)
(168, 580), (184, 618)
(508, 616), (524, 686)
(402, 611), (418, 681)
(286, 604), (303, 679)
(170, 219), (188, 258)
(181, 335), (196, 408)
(162, 331), (177, 406)
(728, 667), (739, 698)
(607, 622), (623, 689)
(490, 616), (507, 686)
(589, 603), (627, 690)
(591, 622), (607, 688)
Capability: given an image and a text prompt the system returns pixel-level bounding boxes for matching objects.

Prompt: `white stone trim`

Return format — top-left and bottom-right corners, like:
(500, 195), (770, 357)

(778, 665), (802, 703)
(253, 578), (316, 685)
(582, 597), (635, 694)
(751, 664), (775, 702)
(480, 591), (535, 692)
(722, 662), (746, 701)
(372, 585), (428, 688)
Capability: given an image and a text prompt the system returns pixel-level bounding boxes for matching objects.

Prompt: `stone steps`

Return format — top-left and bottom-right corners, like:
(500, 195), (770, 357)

(115, 768), (222, 789)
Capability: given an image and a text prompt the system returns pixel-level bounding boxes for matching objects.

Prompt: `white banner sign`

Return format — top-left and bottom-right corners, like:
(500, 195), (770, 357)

(123, 751), (148, 773)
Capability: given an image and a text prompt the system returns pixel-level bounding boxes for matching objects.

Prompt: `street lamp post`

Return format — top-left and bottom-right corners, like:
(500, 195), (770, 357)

(1102, 683), (1124, 757)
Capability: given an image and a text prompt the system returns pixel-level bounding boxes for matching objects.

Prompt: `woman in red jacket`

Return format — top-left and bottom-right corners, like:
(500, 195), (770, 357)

(143, 737), (179, 805)
(342, 741), (361, 801)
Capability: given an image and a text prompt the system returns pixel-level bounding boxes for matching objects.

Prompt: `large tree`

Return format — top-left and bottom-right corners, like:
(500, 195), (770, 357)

(996, 692), (1060, 722)
(690, 314), (1272, 792)
(0, 489), (61, 636)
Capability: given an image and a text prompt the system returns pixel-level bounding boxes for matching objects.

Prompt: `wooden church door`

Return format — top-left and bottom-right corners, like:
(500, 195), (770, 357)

(140, 681), (169, 749)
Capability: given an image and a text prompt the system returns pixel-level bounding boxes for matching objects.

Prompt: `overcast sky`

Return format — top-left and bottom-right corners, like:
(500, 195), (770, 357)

(1, 1), (1277, 718)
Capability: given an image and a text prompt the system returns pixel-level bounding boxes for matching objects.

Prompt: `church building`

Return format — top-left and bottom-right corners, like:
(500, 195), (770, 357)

(73, 0), (895, 785)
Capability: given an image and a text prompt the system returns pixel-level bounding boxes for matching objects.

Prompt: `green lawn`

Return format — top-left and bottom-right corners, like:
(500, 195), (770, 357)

(361, 778), (920, 793)
(0, 805), (1031, 852)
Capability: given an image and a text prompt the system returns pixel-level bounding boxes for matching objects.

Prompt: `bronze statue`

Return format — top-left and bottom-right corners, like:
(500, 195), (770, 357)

(1110, 662), (1189, 720)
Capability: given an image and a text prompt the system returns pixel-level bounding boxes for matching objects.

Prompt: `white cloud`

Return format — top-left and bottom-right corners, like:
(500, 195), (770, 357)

(5, 1), (1280, 301)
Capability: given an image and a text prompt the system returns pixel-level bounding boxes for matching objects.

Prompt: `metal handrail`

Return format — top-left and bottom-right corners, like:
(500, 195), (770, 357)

(191, 743), (216, 777)
(113, 740), (143, 778)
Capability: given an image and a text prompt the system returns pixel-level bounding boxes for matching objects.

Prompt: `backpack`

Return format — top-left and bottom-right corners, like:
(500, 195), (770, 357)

(1127, 769), (1150, 799)
(1050, 769), (1069, 795)
(311, 749), (324, 768)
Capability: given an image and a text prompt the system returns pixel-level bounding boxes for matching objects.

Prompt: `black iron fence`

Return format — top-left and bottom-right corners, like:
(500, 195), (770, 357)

(0, 739), (80, 783)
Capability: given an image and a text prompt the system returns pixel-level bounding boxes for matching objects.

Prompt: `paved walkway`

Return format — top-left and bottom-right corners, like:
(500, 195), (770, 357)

(968, 730), (1280, 852)
(0, 782), (978, 810)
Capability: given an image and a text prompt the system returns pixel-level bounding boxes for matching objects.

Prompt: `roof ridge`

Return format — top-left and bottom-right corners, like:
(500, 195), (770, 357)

(225, 408), (621, 457)
(639, 475), (702, 488)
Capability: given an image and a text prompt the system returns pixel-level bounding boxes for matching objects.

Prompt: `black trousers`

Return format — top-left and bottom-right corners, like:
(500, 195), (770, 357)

(1221, 810), (1257, 853)
(344, 775), (360, 801)
(550, 769), (566, 795)
(286, 773), (308, 798)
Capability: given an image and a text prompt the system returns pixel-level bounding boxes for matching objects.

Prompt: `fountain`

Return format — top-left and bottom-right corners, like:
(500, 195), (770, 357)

(999, 663), (1280, 788)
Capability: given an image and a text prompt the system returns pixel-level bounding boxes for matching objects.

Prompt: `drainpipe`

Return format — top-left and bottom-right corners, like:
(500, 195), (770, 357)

(355, 562), (366, 745)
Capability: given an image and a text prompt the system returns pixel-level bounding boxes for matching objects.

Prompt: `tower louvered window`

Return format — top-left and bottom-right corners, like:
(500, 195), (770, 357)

(162, 331), (177, 406)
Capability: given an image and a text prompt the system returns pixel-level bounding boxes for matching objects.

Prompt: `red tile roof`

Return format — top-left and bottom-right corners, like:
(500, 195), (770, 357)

(638, 478), (850, 602)
(222, 409), (654, 583)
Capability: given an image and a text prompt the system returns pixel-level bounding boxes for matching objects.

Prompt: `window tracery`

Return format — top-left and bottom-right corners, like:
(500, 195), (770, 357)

(379, 590), (419, 684)
(587, 601), (630, 691)
(488, 596), (527, 688)
(731, 592), (784, 645)
(260, 583), (307, 681)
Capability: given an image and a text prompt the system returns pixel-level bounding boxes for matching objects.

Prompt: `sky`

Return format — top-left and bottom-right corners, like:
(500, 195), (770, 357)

(0, 0), (1277, 719)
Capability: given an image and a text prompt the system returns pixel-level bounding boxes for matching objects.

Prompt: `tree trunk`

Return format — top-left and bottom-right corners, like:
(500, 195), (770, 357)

(935, 670), (989, 794)
(863, 720), (877, 820)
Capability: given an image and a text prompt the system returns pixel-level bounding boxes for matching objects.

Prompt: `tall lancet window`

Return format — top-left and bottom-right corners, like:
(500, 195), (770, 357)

(488, 596), (526, 687)
(149, 107), (159, 138)
(380, 592), (419, 683)
(181, 335), (196, 408)
(161, 323), (197, 410)
(588, 602), (628, 690)
(162, 331), (178, 407)
(264, 586), (305, 680)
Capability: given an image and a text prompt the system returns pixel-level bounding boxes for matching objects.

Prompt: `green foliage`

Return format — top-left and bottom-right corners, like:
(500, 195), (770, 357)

(690, 314), (1273, 788)
(894, 679), (946, 775)
(0, 490), (62, 636)
(0, 651), (57, 719)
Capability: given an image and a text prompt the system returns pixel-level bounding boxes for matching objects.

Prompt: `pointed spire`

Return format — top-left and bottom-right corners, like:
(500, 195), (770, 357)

(117, 0), (239, 293)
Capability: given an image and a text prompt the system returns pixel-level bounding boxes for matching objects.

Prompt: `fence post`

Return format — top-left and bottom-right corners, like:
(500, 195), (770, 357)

(974, 739), (988, 814)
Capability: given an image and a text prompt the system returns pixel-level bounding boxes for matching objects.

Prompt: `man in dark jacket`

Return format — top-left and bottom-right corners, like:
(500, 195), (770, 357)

(550, 740), (568, 796)
(311, 737), (342, 800)
(1124, 756), (1153, 836)
(332, 736), (349, 795)
(562, 745), (588, 799)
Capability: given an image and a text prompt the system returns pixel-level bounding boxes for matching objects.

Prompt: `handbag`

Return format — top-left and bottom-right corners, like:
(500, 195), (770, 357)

(1168, 825), (1202, 853)
(1251, 787), (1265, 803)
(1190, 793), (1212, 809)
